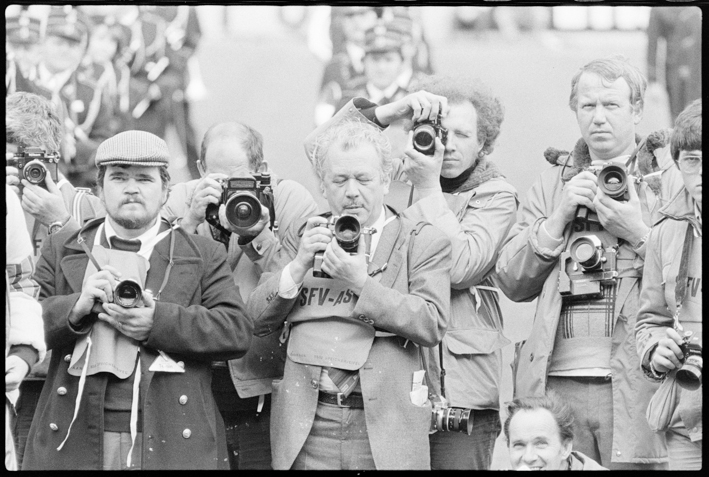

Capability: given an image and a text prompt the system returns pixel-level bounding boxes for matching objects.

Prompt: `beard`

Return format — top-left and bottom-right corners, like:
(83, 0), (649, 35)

(111, 213), (157, 230)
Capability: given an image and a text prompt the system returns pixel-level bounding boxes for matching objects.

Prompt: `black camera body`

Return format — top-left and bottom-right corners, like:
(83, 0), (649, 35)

(113, 279), (143, 308)
(430, 401), (474, 435)
(6, 146), (60, 190)
(575, 163), (631, 223)
(313, 215), (363, 279)
(677, 330), (702, 391)
(559, 234), (618, 299)
(412, 113), (448, 156)
(206, 172), (274, 230)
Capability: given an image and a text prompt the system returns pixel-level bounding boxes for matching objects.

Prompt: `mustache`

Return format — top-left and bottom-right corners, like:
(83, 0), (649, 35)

(121, 197), (145, 206)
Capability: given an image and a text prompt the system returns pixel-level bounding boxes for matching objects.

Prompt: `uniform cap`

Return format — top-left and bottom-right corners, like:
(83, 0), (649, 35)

(95, 131), (171, 168)
(363, 21), (405, 54)
(6, 10), (42, 44)
(45, 5), (89, 43)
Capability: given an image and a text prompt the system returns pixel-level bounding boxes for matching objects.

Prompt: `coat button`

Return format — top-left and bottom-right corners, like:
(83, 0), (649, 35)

(692, 427), (698, 433)
(50, 423), (59, 431)
(179, 395), (188, 405)
(616, 451), (621, 456)
(57, 387), (67, 396)
(177, 361), (185, 369)
(358, 314), (366, 321)
(182, 429), (191, 439)
(64, 354), (72, 362)
(311, 379), (318, 389)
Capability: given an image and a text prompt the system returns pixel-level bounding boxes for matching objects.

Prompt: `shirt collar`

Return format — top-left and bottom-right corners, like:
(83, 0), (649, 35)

(104, 214), (162, 251)
(366, 80), (401, 105)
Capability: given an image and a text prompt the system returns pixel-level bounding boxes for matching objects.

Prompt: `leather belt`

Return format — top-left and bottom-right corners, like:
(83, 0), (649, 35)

(318, 391), (365, 408)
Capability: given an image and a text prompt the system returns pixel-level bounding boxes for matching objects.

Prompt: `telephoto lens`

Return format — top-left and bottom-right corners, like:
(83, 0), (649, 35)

(676, 330), (702, 391)
(333, 215), (361, 253)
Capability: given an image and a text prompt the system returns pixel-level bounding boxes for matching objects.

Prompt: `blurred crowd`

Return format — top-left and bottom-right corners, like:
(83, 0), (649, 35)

(6, 4), (203, 188)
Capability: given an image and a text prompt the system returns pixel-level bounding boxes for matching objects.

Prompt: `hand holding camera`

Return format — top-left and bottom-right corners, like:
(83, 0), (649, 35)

(290, 216), (332, 284)
(181, 173), (227, 233)
(374, 90), (450, 127)
(71, 265), (123, 324)
(99, 288), (156, 342)
(403, 131), (446, 193)
(652, 328), (703, 390)
(593, 173), (648, 246)
(19, 172), (70, 228)
(320, 231), (369, 293)
(546, 171), (598, 238)
(218, 200), (269, 239)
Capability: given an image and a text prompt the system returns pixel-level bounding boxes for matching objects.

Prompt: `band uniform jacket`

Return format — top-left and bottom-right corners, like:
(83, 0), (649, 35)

(22, 217), (253, 470)
(494, 148), (668, 464)
(247, 208), (452, 469)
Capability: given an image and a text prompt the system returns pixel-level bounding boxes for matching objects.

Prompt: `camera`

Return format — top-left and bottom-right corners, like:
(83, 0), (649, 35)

(205, 172), (274, 230)
(430, 401), (474, 435)
(113, 279), (143, 308)
(677, 330), (702, 391)
(6, 146), (60, 189)
(313, 215), (366, 279)
(412, 113), (448, 156)
(575, 163), (631, 222)
(558, 235), (618, 299)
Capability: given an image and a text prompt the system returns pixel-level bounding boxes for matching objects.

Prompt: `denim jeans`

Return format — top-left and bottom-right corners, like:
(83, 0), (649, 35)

(292, 402), (376, 470)
(429, 408), (501, 470)
(211, 368), (272, 470)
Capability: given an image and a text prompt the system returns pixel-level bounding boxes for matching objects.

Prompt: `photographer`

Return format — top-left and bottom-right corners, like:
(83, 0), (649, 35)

(5, 185), (46, 470)
(636, 99), (702, 470)
(247, 118), (451, 470)
(162, 121), (318, 469)
(6, 91), (104, 467)
(495, 56), (667, 470)
(398, 76), (518, 470)
(22, 131), (253, 470)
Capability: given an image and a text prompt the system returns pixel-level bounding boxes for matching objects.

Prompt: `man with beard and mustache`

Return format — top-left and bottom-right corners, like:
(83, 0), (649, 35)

(22, 130), (253, 470)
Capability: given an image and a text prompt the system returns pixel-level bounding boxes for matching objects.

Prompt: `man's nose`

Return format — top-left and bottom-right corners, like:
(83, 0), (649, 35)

(522, 445), (537, 464)
(345, 179), (360, 197)
(592, 105), (606, 124)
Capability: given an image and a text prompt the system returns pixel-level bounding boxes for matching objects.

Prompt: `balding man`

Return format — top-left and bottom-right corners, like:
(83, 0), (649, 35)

(162, 121), (318, 469)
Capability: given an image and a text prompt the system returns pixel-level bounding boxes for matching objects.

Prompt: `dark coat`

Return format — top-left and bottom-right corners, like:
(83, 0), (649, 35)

(22, 217), (253, 470)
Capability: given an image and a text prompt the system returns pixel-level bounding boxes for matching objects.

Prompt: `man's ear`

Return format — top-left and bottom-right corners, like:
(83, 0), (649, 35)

(632, 100), (644, 125)
(561, 438), (573, 460)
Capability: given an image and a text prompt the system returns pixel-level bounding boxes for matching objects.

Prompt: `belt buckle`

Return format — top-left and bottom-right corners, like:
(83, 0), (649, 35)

(336, 392), (346, 407)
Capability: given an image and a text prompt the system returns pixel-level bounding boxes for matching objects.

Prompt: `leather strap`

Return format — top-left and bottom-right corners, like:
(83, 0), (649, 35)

(318, 391), (364, 408)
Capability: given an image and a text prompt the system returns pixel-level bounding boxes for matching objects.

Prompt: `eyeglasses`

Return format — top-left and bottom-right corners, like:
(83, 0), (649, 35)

(678, 155), (702, 173)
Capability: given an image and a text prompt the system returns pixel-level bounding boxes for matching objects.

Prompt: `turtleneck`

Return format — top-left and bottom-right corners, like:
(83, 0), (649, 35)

(440, 162), (477, 193)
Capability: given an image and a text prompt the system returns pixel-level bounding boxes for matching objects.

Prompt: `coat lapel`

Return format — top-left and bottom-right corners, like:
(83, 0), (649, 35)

(368, 211), (405, 289)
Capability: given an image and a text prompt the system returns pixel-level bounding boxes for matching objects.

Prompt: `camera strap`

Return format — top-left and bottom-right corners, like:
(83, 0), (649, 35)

(672, 222), (694, 331)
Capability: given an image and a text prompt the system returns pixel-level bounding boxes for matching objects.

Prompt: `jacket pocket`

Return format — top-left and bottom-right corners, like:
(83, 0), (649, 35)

(444, 328), (511, 356)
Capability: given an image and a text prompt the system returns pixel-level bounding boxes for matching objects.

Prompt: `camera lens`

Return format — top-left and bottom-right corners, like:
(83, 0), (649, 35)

(597, 164), (628, 200)
(114, 279), (142, 308)
(333, 215), (361, 253)
(224, 193), (261, 229)
(570, 235), (603, 271)
(413, 124), (436, 155)
(24, 161), (47, 185)
(676, 359), (702, 391)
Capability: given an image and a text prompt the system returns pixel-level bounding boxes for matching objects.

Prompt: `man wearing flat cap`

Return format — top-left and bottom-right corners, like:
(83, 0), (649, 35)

(22, 131), (253, 470)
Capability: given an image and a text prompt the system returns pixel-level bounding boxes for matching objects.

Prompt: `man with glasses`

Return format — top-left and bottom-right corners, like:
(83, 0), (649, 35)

(636, 99), (702, 470)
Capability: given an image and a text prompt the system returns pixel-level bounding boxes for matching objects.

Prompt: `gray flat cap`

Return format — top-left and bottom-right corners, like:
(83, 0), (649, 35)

(95, 130), (170, 167)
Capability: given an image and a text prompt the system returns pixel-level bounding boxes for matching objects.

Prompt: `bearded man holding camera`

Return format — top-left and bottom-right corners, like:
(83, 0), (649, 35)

(246, 113), (451, 470)
(22, 130), (253, 470)
(495, 56), (668, 470)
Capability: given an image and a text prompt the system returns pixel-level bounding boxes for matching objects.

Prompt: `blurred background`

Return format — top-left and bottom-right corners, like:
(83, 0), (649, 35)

(6, 3), (702, 470)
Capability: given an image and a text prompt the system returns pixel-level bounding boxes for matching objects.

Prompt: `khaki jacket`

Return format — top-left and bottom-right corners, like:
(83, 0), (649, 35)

(635, 187), (702, 442)
(495, 160), (668, 464)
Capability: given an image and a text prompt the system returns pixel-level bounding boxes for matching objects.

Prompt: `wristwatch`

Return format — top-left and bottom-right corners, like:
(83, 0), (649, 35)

(48, 216), (71, 235)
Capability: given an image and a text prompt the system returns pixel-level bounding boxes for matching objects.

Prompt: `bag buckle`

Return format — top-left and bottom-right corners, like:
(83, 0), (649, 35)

(336, 392), (346, 407)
